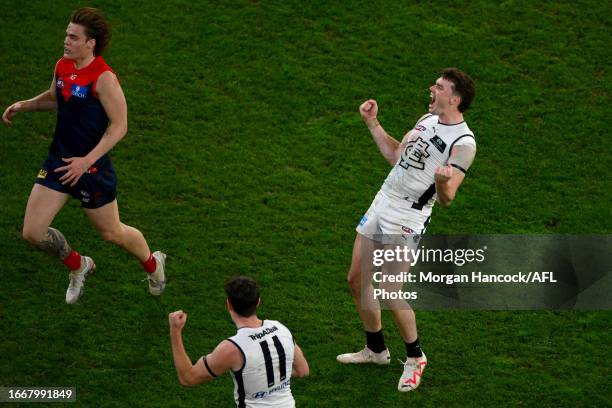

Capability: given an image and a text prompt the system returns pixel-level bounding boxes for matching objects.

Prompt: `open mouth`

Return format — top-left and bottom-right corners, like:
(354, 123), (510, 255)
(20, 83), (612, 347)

(428, 92), (436, 109)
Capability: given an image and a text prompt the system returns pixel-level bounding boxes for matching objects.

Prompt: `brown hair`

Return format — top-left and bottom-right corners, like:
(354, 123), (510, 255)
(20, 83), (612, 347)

(70, 7), (111, 56)
(442, 68), (475, 113)
(224, 276), (260, 317)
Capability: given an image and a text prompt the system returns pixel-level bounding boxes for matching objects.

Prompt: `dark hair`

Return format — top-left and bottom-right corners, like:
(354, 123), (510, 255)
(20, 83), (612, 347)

(70, 7), (111, 56)
(224, 276), (260, 317)
(442, 68), (475, 113)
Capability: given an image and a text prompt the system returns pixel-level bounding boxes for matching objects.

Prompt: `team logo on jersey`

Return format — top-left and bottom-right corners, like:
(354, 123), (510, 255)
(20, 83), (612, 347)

(430, 135), (446, 153)
(70, 83), (90, 99)
(399, 137), (430, 170)
(37, 169), (47, 179)
(70, 74), (77, 80)
(415, 125), (426, 132)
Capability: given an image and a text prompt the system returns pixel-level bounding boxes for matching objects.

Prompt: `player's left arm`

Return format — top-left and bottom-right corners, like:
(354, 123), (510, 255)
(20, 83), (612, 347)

(54, 71), (128, 186)
(434, 144), (476, 208)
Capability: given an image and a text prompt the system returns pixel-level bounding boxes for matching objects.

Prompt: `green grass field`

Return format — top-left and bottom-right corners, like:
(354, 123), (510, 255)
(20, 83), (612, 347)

(1, 1), (610, 406)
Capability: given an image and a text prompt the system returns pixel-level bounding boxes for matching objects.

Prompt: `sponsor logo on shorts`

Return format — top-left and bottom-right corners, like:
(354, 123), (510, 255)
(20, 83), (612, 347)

(359, 215), (368, 226)
(37, 169), (47, 179)
(401, 226), (421, 243)
(57, 79), (65, 88)
(401, 226), (414, 235)
(82, 198), (90, 203)
(80, 190), (90, 197)
(87, 166), (98, 174)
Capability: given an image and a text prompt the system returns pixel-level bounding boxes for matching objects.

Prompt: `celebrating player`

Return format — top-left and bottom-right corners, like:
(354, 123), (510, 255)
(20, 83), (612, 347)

(337, 68), (476, 391)
(2, 8), (166, 303)
(169, 276), (309, 407)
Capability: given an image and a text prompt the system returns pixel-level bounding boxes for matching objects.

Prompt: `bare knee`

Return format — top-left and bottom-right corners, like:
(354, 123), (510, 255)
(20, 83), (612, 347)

(22, 225), (44, 245)
(100, 229), (124, 245)
(347, 268), (362, 295)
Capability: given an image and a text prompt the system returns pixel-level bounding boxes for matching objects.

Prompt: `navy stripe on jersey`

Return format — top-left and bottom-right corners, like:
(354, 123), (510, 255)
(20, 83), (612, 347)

(411, 183), (436, 210)
(423, 216), (431, 233)
(233, 369), (247, 408)
(272, 335), (287, 382)
(227, 339), (247, 372)
(259, 341), (275, 387)
(226, 339), (247, 407)
(438, 120), (465, 126)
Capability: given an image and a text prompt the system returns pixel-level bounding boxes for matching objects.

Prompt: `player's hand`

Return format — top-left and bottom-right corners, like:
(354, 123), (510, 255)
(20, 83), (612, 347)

(434, 165), (453, 184)
(54, 157), (92, 187)
(169, 310), (188, 331)
(2, 101), (24, 126)
(359, 99), (378, 122)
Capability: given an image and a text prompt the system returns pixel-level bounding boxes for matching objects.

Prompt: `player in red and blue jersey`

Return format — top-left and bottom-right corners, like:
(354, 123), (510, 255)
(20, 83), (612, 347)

(2, 8), (166, 304)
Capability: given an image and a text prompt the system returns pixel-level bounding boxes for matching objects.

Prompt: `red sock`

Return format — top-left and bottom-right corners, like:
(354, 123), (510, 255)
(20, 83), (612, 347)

(63, 250), (81, 271)
(142, 253), (157, 273)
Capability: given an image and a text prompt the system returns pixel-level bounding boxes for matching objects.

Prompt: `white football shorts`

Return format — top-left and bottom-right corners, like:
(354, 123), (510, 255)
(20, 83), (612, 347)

(356, 190), (431, 246)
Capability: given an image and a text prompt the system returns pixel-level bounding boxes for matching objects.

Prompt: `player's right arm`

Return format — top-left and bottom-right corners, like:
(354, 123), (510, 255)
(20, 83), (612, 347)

(291, 343), (309, 378)
(169, 311), (242, 387)
(360, 99), (402, 166)
(2, 75), (57, 126)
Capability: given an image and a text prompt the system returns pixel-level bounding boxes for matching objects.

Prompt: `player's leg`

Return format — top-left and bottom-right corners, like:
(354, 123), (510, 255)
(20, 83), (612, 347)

(23, 183), (95, 304)
(379, 242), (426, 392)
(84, 199), (166, 295)
(337, 233), (391, 365)
(347, 233), (382, 331)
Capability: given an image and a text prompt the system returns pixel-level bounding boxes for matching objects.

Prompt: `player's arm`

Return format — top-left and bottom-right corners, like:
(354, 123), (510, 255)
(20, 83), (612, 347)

(169, 311), (240, 387)
(359, 99), (401, 166)
(291, 343), (309, 378)
(54, 71), (128, 186)
(434, 144), (476, 208)
(2, 75), (57, 126)
(83, 71), (128, 165)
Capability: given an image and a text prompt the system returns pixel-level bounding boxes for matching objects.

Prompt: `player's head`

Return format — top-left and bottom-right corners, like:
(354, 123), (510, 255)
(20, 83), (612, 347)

(428, 68), (475, 115)
(224, 276), (260, 317)
(65, 8), (111, 58)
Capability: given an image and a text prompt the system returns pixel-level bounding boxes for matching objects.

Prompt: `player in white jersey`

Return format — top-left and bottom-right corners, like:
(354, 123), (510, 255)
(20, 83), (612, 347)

(169, 276), (309, 407)
(337, 68), (476, 392)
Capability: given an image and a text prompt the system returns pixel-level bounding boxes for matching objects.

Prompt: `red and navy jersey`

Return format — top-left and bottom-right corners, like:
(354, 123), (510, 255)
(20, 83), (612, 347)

(51, 56), (114, 162)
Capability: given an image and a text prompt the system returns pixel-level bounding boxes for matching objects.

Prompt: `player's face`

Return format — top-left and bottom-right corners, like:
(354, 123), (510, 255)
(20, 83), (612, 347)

(428, 77), (457, 115)
(63, 23), (95, 60)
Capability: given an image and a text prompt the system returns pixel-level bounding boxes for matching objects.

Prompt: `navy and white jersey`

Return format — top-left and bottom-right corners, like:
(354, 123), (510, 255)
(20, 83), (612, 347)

(380, 114), (476, 215)
(228, 320), (295, 408)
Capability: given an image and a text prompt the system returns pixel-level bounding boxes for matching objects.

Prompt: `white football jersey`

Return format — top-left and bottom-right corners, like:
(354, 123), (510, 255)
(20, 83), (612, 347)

(380, 114), (476, 215)
(228, 320), (295, 408)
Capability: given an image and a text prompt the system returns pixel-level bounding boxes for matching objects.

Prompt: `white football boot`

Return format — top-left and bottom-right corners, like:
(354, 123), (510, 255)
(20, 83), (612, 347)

(397, 352), (427, 392)
(147, 251), (166, 296)
(65, 256), (96, 304)
(336, 347), (391, 365)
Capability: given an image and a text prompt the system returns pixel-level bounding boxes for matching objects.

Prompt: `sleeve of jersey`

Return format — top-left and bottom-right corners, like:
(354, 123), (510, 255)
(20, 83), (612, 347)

(448, 144), (476, 174)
